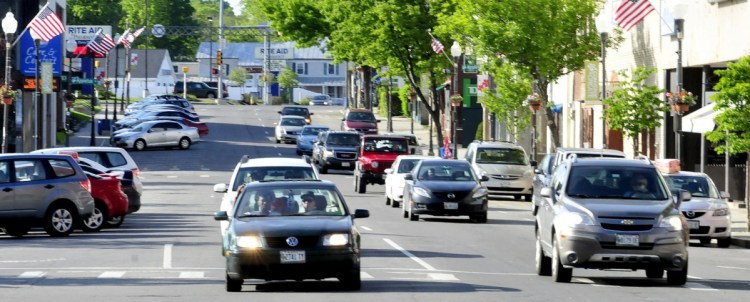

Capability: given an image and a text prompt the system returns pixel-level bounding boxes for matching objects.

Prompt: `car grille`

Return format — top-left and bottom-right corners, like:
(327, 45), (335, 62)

(352, 128), (376, 132)
(111, 137), (122, 142)
(689, 226), (711, 235)
(286, 131), (299, 136)
(336, 152), (357, 159)
(433, 191), (471, 200)
(682, 211), (706, 219)
(597, 244), (657, 251)
(486, 186), (524, 192)
(600, 223), (653, 231)
(264, 236), (320, 248)
(490, 174), (521, 181)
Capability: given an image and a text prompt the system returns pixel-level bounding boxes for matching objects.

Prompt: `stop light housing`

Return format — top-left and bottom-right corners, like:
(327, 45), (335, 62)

(216, 50), (223, 65)
(211, 68), (218, 75)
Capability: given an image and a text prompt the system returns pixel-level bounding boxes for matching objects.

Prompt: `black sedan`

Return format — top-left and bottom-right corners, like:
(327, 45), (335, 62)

(214, 180), (369, 292)
(402, 159), (489, 223)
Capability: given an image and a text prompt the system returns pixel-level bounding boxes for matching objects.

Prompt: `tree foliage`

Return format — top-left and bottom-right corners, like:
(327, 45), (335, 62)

(706, 56), (750, 155)
(67, 0), (125, 30)
(603, 67), (667, 155)
(120, 0), (199, 61)
(479, 60), (532, 141)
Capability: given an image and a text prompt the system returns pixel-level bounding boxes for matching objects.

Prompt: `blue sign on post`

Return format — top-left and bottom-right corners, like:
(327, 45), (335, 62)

(20, 30), (63, 77)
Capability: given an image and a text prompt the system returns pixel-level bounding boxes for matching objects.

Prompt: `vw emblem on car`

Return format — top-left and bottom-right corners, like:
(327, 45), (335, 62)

(686, 211), (695, 218)
(447, 193), (456, 199)
(621, 219), (634, 225)
(286, 237), (299, 247)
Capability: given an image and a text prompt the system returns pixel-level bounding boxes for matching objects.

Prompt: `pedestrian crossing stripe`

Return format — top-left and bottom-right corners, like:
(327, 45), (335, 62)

(98, 271), (126, 278)
(18, 271), (45, 278)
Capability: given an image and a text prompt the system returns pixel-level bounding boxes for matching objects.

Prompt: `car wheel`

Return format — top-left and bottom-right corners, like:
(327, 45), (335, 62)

(275, 138), (280, 144)
(716, 237), (731, 248)
(666, 263), (688, 285)
(207, 92), (216, 99)
(409, 205), (419, 221)
(402, 199), (408, 218)
(391, 200), (400, 208)
(524, 194), (532, 202)
(470, 213), (487, 223)
(354, 173), (366, 194)
(385, 195), (391, 206)
(43, 204), (76, 237)
(535, 230), (552, 276)
(339, 268), (361, 290)
(2, 225), (30, 238)
(178, 137), (191, 150)
(106, 215), (125, 228)
(699, 238), (712, 245)
(646, 268), (663, 279)
(81, 202), (107, 232)
(134, 139), (147, 151)
(551, 236), (572, 283)
(319, 164), (328, 174)
(296, 150), (302, 156)
(225, 274), (242, 292)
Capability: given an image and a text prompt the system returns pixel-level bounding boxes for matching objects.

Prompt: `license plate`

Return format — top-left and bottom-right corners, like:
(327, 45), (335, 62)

(341, 162), (350, 167)
(444, 202), (458, 210)
(687, 220), (700, 230)
(615, 234), (639, 247)
(280, 251), (305, 264)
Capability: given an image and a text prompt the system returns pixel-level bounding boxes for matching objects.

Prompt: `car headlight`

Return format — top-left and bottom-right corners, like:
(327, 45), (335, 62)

(305, 118), (312, 124)
(556, 212), (595, 229)
(713, 207), (730, 216)
(371, 161), (379, 168)
(323, 234), (349, 246)
(235, 235), (263, 248)
(324, 149), (334, 158)
(413, 187), (431, 198)
(659, 215), (683, 231)
(472, 187), (488, 199)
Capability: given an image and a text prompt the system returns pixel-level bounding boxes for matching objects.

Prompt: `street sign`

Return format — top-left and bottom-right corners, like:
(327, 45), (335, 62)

(66, 25), (112, 41)
(152, 24), (166, 38)
(71, 77), (97, 85)
(20, 31), (63, 77)
(462, 54), (479, 73)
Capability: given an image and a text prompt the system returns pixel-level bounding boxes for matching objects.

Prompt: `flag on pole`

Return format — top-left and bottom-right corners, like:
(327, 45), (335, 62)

(431, 37), (445, 54)
(28, 5), (65, 42)
(88, 31), (116, 55)
(117, 28), (131, 48)
(127, 27), (146, 43)
(615, 0), (655, 31)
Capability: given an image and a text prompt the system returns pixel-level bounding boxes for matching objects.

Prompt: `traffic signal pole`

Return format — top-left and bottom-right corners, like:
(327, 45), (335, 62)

(217, 1), (224, 101)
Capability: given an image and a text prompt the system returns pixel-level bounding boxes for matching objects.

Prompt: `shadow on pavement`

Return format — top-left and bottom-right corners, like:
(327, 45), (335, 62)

(249, 279), (520, 293)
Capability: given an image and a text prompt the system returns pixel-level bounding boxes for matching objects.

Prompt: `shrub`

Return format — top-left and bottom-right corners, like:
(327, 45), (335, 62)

(271, 96), (284, 105)
(475, 122), (483, 140)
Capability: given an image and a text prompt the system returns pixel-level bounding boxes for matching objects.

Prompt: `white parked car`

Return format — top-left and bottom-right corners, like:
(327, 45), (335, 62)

(275, 115), (307, 144)
(465, 141), (534, 201)
(110, 120), (200, 151)
(662, 171), (732, 247)
(383, 155), (437, 208)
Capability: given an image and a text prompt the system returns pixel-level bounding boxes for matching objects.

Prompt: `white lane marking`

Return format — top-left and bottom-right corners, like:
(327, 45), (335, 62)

(98, 271), (126, 278)
(0, 258), (65, 263)
(199, 175), (211, 178)
(166, 175), (178, 178)
(686, 281), (717, 291)
(163, 244), (173, 269)
(179, 272), (205, 279)
(688, 275), (703, 279)
(383, 238), (436, 271)
(360, 272), (374, 279)
(360, 226), (373, 231)
(427, 273), (459, 281)
(718, 265), (750, 271)
(18, 271), (46, 278)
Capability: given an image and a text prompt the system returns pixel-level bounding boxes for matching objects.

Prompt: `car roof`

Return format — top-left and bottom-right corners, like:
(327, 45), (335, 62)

(281, 105), (307, 109)
(302, 125), (329, 129)
(473, 141), (523, 149)
(0, 153), (80, 160)
(238, 157), (314, 168)
(32, 146), (130, 153)
(346, 108), (373, 113)
(569, 158), (655, 168)
(382, 133), (416, 138)
(326, 130), (360, 135)
(396, 155), (437, 160)
(243, 179), (336, 190)
(556, 147), (626, 156)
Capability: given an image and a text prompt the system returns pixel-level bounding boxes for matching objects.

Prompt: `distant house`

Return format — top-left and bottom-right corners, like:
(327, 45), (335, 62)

(196, 42), (347, 100)
(104, 49), (175, 98)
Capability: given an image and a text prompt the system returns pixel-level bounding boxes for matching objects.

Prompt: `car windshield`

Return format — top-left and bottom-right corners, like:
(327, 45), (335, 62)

(416, 162), (476, 182)
(234, 186), (347, 217)
(302, 127), (328, 136)
(565, 166), (669, 200)
(663, 175), (719, 199)
(363, 138), (408, 153)
(232, 167), (317, 191)
(281, 118), (306, 126)
(398, 159), (421, 173)
(282, 107), (309, 116)
(327, 133), (360, 146)
(312, 95), (327, 100)
(476, 148), (528, 165)
(347, 112), (376, 122)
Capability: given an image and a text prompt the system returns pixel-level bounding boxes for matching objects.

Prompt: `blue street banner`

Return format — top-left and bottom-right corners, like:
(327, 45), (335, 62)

(20, 30), (63, 77)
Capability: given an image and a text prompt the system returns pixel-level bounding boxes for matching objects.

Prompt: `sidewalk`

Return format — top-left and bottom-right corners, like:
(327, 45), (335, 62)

(374, 111), (750, 248)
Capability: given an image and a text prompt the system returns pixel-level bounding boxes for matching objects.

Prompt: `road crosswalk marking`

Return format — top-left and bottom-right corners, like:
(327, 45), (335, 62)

(18, 271), (45, 278)
(98, 271), (126, 278)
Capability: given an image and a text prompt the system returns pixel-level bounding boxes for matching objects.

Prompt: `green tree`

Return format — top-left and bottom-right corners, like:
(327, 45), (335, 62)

(228, 68), (247, 93)
(121, 0), (199, 60)
(447, 0), (604, 149)
(479, 60), (533, 142)
(277, 67), (299, 102)
(603, 68), (668, 156)
(67, 0), (125, 29)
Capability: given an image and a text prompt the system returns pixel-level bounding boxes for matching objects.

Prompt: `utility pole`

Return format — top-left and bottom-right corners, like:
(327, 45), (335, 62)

(217, 0), (225, 101)
(144, 0), (150, 97)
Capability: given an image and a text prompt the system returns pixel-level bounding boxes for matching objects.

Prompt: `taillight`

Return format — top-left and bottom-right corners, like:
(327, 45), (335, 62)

(132, 168), (140, 177)
(80, 179), (91, 192)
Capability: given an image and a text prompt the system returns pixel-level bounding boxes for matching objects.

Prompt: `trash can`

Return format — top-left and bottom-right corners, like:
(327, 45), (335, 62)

(97, 119), (112, 136)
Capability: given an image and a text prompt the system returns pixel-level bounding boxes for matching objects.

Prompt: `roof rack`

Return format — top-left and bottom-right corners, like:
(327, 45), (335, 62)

(240, 155), (251, 164)
(635, 155), (653, 165)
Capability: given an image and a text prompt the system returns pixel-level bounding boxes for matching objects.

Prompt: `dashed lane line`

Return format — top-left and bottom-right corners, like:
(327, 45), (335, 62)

(163, 244), (173, 269)
(18, 271), (46, 278)
(98, 271), (126, 278)
(360, 226), (373, 231)
(382, 238), (436, 271)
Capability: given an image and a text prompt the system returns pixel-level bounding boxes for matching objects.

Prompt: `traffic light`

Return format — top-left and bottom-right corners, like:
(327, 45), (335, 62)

(216, 50), (222, 66)
(211, 68), (218, 75)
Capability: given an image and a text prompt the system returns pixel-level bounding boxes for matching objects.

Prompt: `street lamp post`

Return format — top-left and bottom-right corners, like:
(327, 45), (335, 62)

(90, 60), (100, 146)
(408, 90), (416, 134)
(595, 12), (611, 150)
(1, 11), (17, 154)
(208, 16), (214, 82)
(65, 39), (76, 147)
(670, 2), (688, 162)
(450, 41), (462, 160)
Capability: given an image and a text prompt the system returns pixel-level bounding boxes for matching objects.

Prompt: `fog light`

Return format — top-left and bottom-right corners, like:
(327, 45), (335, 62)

(566, 253), (578, 264)
(672, 256), (684, 267)
(416, 204), (427, 209)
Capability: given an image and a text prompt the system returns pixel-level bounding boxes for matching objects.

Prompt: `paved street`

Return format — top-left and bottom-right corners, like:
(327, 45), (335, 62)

(2, 104), (750, 301)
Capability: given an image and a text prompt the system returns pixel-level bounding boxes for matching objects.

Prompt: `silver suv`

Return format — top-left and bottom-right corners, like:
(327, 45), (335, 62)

(534, 156), (690, 285)
(0, 154), (95, 237)
(465, 141), (534, 201)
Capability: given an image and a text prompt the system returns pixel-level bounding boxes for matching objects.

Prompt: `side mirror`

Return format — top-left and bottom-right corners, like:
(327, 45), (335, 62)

(214, 211), (229, 221)
(277, 111), (282, 114)
(309, 112), (314, 115)
(530, 160), (538, 167)
(353, 209), (370, 219)
(376, 120), (381, 123)
(384, 168), (393, 174)
(540, 187), (552, 198)
(680, 190), (692, 202)
(481, 175), (490, 182)
(404, 174), (414, 180)
(213, 183), (228, 193)
(720, 191), (731, 199)
(534, 168), (543, 174)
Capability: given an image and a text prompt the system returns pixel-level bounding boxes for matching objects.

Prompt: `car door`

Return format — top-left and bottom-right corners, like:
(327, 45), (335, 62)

(538, 164), (566, 248)
(163, 122), (183, 146)
(144, 123), (168, 146)
(0, 161), (14, 213)
(385, 158), (401, 199)
(10, 159), (52, 217)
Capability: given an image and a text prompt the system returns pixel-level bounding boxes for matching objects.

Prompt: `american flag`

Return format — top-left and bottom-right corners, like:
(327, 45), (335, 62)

(117, 28), (131, 48)
(615, 0), (655, 31)
(87, 31), (116, 55)
(127, 27), (146, 43)
(28, 6), (65, 42)
(431, 37), (445, 54)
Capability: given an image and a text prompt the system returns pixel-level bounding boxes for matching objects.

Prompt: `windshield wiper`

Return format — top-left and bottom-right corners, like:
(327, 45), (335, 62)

(567, 193), (591, 198)
(236, 213), (266, 218)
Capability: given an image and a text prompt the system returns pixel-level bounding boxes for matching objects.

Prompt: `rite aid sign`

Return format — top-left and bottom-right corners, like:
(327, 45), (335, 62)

(66, 26), (113, 41)
(254, 47), (293, 59)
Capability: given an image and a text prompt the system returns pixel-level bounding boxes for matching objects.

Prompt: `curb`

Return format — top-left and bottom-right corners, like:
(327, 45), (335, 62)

(731, 236), (750, 249)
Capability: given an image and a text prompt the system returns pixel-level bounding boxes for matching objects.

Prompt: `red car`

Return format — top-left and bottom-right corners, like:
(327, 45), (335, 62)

(80, 172), (129, 232)
(182, 118), (209, 136)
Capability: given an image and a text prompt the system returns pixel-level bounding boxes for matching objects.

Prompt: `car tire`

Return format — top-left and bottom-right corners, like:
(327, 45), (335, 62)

(646, 268), (663, 279)
(470, 213), (487, 223)
(319, 164), (328, 174)
(207, 92), (216, 99)
(354, 174), (366, 194)
(402, 200), (408, 218)
(81, 201), (107, 232)
(409, 206), (419, 221)
(385, 195), (391, 206)
(339, 268), (361, 290)
(226, 274), (242, 292)
(524, 194), (532, 202)
(296, 150), (302, 156)
(535, 231), (552, 276)
(106, 215), (125, 228)
(551, 237), (572, 283)
(178, 137), (191, 150)
(43, 204), (77, 237)
(666, 263), (688, 286)
(716, 237), (731, 248)
(514, 195), (521, 200)
(134, 139), (147, 151)
(2, 225), (30, 238)
(391, 200), (400, 208)
(699, 238), (711, 245)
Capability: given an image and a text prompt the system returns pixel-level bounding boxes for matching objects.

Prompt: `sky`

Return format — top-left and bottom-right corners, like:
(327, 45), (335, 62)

(226, 0), (242, 15)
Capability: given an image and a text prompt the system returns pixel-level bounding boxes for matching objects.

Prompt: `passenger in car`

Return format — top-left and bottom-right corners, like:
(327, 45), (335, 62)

(270, 197), (288, 215)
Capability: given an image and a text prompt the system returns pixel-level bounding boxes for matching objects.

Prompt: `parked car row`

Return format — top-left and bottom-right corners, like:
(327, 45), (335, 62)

(1, 147), (143, 238)
(114, 95), (205, 151)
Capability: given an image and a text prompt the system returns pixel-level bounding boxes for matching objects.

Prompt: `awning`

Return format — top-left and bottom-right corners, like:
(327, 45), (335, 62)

(681, 103), (719, 134)
(435, 84), (449, 91)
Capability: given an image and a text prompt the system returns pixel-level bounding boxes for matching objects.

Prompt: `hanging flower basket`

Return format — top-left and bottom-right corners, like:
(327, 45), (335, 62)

(666, 89), (697, 114)
(526, 93), (542, 111)
(450, 94), (463, 107)
(671, 103), (689, 113)
(0, 85), (16, 105)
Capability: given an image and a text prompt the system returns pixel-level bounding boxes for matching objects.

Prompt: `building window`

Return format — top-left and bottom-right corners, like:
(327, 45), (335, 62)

(292, 62), (307, 75)
(173, 66), (178, 73)
(325, 63), (339, 75)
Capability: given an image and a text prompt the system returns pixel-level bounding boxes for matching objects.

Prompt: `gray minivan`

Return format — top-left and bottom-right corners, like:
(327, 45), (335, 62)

(0, 154), (95, 237)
